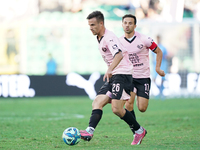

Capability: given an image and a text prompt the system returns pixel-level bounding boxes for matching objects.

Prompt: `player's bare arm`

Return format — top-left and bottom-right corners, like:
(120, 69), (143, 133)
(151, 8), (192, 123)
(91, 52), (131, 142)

(103, 51), (123, 82)
(153, 47), (165, 77)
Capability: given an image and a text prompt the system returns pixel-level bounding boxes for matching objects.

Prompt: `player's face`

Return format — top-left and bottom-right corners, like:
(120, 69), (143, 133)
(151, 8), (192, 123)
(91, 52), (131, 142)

(88, 18), (102, 36)
(122, 17), (136, 34)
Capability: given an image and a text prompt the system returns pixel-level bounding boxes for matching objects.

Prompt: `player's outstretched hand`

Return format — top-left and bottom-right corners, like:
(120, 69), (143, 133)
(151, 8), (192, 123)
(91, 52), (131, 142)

(156, 68), (165, 77)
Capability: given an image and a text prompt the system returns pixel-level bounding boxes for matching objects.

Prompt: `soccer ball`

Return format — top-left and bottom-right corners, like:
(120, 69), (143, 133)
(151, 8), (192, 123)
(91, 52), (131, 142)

(62, 127), (81, 146)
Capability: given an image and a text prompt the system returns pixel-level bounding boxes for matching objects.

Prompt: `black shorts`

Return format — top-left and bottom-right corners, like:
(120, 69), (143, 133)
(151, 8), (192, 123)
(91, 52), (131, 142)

(132, 78), (151, 99)
(97, 74), (132, 100)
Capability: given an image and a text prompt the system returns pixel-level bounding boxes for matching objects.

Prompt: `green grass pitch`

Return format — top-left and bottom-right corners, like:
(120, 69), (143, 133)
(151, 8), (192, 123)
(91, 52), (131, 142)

(0, 96), (200, 150)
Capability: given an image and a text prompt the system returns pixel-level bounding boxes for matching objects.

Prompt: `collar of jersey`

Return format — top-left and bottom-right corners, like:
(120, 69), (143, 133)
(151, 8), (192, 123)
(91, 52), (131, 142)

(124, 36), (136, 43)
(97, 36), (104, 43)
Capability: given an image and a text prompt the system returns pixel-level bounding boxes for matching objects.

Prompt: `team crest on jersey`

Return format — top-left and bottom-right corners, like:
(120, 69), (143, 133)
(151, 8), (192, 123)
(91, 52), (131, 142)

(137, 44), (143, 49)
(102, 47), (107, 52)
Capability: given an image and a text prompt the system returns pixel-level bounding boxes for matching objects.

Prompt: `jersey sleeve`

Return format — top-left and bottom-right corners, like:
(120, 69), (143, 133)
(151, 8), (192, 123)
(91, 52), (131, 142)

(143, 36), (157, 51)
(106, 36), (122, 57)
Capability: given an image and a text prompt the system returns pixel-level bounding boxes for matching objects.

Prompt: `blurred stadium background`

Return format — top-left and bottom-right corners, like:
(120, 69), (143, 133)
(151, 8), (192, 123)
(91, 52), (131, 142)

(0, 0), (200, 99)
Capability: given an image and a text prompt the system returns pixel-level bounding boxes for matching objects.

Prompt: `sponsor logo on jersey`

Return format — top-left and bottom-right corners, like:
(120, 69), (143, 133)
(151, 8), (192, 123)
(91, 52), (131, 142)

(129, 53), (140, 64)
(133, 63), (144, 67)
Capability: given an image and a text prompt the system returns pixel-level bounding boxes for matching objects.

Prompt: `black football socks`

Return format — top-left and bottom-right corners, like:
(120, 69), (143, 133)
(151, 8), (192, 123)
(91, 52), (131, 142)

(89, 109), (103, 129)
(121, 109), (140, 134)
(130, 110), (136, 120)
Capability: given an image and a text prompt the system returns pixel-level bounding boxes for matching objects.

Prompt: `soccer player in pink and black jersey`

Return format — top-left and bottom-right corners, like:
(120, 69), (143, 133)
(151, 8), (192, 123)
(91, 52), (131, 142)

(119, 14), (165, 122)
(80, 11), (147, 145)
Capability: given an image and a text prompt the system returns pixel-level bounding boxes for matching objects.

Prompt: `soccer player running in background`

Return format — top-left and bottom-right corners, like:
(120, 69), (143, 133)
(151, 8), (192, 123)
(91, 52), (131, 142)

(119, 14), (165, 122)
(80, 11), (147, 145)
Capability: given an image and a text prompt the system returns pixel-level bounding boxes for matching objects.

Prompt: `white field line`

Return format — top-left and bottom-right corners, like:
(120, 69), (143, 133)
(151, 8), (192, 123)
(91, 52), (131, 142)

(0, 113), (84, 121)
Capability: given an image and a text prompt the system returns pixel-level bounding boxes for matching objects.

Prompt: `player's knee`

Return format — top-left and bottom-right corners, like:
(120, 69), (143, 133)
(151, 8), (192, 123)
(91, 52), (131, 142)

(138, 107), (147, 112)
(92, 101), (96, 109)
(137, 99), (148, 112)
(112, 107), (118, 115)
(92, 99), (102, 109)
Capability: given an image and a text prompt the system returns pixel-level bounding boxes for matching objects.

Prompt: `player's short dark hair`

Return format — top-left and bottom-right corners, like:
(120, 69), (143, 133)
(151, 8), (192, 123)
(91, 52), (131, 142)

(122, 14), (137, 25)
(86, 11), (104, 23)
